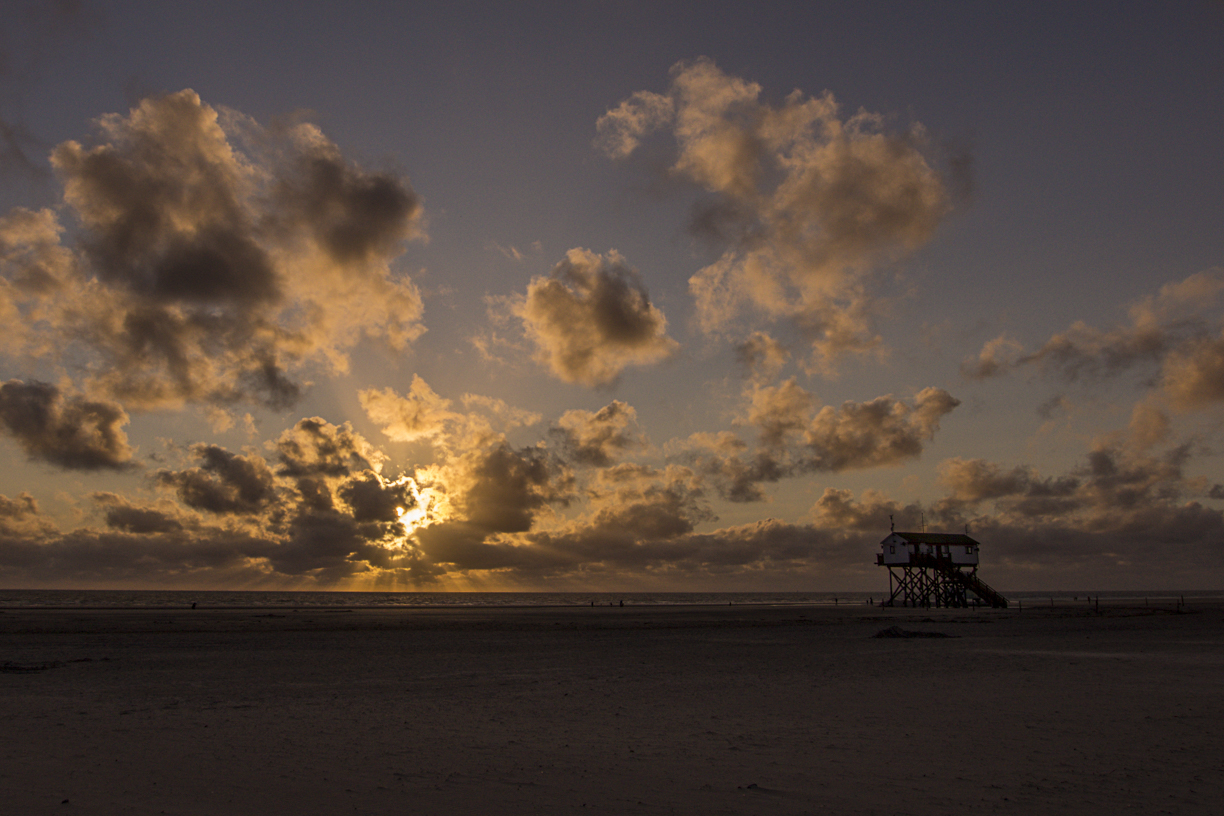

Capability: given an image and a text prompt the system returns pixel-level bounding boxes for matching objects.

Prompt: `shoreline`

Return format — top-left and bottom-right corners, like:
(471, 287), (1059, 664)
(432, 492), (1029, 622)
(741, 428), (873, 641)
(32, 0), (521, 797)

(1, 593), (1216, 613)
(1, 598), (1216, 635)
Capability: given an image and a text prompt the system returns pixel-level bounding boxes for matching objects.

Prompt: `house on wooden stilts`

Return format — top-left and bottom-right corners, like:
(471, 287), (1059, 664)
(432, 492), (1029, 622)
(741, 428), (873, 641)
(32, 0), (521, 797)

(877, 531), (1008, 608)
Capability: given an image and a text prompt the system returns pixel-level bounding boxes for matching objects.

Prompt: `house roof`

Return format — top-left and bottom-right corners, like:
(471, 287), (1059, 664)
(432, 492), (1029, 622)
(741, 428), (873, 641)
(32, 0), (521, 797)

(888, 532), (980, 546)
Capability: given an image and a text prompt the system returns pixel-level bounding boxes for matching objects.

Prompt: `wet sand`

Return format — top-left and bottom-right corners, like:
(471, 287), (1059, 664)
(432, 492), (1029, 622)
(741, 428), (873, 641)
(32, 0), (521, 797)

(3, 602), (1221, 815)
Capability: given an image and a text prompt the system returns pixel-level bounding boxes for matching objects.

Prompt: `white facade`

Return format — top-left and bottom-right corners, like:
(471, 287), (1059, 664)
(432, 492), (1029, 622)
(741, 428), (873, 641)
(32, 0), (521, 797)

(879, 533), (980, 566)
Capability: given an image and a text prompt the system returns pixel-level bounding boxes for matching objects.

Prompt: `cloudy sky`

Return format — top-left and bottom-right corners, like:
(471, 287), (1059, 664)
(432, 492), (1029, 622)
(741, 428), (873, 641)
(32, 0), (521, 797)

(1, 1), (1222, 591)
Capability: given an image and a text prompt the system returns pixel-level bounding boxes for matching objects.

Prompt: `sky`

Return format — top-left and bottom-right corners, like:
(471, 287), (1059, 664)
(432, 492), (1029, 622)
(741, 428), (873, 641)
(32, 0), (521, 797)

(1, 0), (1222, 592)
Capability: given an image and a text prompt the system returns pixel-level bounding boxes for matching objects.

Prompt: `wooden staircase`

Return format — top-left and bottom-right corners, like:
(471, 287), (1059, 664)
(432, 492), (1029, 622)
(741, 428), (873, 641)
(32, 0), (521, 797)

(951, 568), (1009, 608)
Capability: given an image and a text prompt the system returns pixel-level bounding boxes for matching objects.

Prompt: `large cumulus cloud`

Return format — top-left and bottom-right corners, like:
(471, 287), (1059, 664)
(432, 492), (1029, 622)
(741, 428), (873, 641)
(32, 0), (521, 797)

(0, 379), (136, 470)
(513, 248), (677, 386)
(156, 444), (277, 514)
(1, 90), (426, 411)
(801, 386), (960, 472)
(599, 58), (951, 371)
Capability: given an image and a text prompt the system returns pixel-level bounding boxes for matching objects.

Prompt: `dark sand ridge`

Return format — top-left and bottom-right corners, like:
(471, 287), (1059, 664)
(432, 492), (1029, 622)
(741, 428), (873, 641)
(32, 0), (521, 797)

(3, 603), (1221, 815)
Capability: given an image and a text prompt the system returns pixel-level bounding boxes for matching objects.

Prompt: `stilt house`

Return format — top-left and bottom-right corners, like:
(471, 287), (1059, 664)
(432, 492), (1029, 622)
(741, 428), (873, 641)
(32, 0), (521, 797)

(877, 531), (1007, 608)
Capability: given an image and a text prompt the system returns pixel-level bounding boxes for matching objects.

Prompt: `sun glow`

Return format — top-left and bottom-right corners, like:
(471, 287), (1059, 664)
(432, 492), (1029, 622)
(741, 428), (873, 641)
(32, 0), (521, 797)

(394, 478), (439, 536)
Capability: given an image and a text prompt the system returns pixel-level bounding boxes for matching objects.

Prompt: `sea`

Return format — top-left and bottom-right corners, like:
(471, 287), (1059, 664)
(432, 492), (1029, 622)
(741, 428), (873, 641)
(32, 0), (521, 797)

(0, 589), (1221, 609)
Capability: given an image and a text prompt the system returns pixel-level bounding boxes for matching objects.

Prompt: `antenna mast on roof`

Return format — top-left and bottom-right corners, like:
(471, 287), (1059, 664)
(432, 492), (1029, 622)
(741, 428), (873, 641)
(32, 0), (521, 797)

(921, 513), (925, 533)
(889, 514), (894, 532)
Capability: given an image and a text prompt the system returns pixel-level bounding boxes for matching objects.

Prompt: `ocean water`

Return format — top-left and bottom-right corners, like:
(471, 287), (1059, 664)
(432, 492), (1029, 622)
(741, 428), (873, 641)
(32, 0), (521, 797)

(0, 590), (875, 609)
(0, 589), (1220, 609)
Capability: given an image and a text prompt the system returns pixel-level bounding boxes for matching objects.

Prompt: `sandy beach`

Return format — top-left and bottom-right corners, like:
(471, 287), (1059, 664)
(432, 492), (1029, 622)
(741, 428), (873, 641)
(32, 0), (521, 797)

(2, 602), (1221, 815)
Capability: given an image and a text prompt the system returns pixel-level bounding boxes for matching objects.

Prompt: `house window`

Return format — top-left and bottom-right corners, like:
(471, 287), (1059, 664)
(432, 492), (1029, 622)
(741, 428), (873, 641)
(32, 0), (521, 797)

(965, 546), (973, 554)
(889, 546), (895, 554)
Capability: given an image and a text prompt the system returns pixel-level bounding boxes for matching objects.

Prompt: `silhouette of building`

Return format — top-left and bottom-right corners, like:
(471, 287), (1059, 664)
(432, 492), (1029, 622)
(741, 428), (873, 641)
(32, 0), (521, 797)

(877, 531), (1008, 608)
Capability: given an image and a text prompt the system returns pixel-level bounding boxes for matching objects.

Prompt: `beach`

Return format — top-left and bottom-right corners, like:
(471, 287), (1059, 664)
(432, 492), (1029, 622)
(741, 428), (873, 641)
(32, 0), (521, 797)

(3, 602), (1221, 815)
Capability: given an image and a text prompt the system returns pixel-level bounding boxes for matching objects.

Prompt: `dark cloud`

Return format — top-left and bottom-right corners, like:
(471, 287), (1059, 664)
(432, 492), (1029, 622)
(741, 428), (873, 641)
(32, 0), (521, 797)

(1017, 322), (1167, 381)
(414, 521), (548, 572)
(937, 457), (1064, 504)
(0, 529), (224, 586)
(1078, 445), (1188, 511)
(391, 430), (694, 573)
(811, 487), (923, 532)
(801, 387), (959, 472)
(674, 385), (958, 501)
(0, 379), (136, 470)
(933, 457), (1080, 519)
(514, 517), (871, 584)
(587, 463), (713, 540)
(271, 145), (422, 266)
(916, 443), (1223, 586)
(0, 372), (961, 587)
(156, 444), (276, 515)
(514, 248), (677, 386)
(275, 417), (380, 478)
(94, 493), (184, 534)
(2, 90), (426, 412)
(291, 474), (335, 513)
(337, 472), (412, 523)
(454, 442), (570, 534)
(811, 437), (1224, 589)
(269, 508), (403, 580)
(668, 431), (779, 504)
(805, 469), (1224, 591)
(699, 451), (787, 504)
(963, 502), (1224, 589)
(52, 91), (277, 305)
(551, 401), (644, 466)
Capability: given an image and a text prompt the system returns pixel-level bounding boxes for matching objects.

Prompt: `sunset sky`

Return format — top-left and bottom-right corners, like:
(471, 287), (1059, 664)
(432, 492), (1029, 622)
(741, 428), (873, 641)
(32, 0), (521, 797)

(1, 1), (1222, 591)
